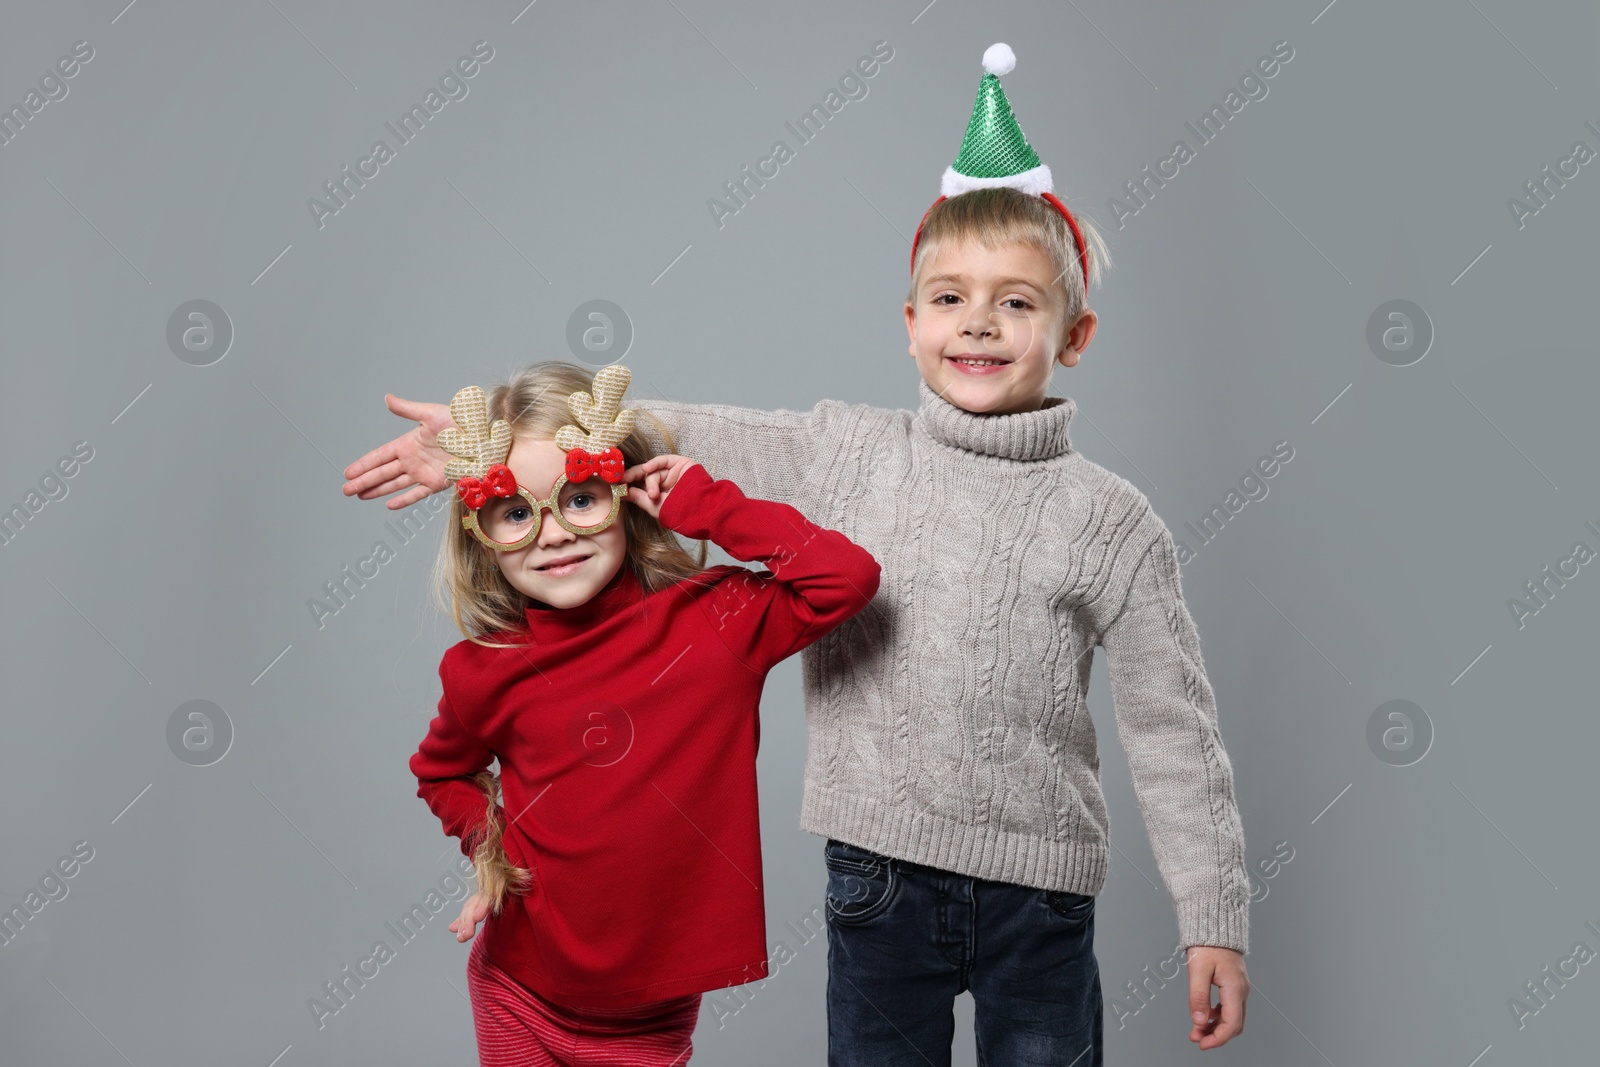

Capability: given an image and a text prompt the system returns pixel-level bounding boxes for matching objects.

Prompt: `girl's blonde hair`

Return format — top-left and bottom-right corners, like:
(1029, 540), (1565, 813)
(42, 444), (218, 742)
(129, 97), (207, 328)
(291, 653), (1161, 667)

(907, 187), (1113, 325)
(469, 770), (530, 914)
(431, 360), (710, 912)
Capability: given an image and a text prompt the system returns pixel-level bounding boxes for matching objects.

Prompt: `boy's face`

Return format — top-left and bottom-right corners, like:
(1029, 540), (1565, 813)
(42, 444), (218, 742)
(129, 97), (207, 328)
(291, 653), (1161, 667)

(480, 437), (628, 610)
(904, 238), (1097, 415)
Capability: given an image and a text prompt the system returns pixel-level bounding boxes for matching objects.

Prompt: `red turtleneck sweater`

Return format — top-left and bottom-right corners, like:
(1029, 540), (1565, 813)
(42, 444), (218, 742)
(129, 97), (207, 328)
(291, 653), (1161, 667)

(409, 463), (879, 1009)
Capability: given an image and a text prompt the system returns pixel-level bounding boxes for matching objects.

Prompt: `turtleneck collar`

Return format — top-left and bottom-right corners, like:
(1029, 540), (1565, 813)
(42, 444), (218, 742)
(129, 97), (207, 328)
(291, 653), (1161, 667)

(520, 562), (644, 639)
(912, 379), (1077, 462)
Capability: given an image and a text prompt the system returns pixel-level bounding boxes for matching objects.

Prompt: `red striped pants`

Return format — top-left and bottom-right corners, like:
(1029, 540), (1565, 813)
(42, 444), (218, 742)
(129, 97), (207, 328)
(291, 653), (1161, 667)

(466, 932), (702, 1066)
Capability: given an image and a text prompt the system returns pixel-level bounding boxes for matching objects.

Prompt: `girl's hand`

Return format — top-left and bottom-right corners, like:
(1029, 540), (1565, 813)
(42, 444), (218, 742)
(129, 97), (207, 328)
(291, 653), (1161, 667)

(448, 892), (491, 943)
(341, 394), (455, 510)
(622, 455), (699, 521)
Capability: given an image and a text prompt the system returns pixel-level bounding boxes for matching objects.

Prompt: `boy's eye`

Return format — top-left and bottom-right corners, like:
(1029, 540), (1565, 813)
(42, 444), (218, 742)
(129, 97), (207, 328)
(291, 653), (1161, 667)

(931, 293), (1033, 309)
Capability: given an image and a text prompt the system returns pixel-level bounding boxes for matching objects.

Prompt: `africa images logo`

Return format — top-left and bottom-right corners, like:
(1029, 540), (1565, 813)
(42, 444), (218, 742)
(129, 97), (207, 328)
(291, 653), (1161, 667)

(705, 41), (894, 230)
(306, 42), (495, 231)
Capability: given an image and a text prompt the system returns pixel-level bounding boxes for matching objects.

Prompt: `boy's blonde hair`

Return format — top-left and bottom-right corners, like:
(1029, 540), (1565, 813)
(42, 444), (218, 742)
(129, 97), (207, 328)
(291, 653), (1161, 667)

(907, 187), (1112, 326)
(430, 359), (709, 912)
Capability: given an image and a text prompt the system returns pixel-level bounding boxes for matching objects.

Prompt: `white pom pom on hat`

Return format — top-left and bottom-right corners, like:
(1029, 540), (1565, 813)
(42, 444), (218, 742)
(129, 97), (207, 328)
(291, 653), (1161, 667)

(982, 42), (1016, 76)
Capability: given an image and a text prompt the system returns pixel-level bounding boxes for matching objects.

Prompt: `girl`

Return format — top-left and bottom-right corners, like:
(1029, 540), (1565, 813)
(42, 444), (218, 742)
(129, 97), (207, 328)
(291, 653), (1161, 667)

(408, 361), (879, 1066)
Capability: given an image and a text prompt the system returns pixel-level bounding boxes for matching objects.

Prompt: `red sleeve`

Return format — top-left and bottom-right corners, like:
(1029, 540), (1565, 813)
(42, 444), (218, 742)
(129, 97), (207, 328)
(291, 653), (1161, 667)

(408, 659), (498, 857)
(656, 462), (880, 674)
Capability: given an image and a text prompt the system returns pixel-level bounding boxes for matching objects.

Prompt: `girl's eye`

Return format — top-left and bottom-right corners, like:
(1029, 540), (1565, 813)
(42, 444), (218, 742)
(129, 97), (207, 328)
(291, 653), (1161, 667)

(569, 493), (597, 510)
(507, 507), (533, 524)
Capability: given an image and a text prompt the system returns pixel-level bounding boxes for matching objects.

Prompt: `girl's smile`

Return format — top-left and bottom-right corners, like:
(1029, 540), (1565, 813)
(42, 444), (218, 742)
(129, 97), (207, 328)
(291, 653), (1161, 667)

(532, 553), (589, 576)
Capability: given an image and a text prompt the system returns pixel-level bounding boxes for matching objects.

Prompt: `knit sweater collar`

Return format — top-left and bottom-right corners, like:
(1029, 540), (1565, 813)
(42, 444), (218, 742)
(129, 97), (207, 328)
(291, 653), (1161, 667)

(521, 562), (643, 639)
(913, 379), (1077, 462)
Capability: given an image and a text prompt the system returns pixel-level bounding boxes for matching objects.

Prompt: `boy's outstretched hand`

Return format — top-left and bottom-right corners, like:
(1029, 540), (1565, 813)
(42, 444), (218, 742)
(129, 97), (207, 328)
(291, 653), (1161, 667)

(1187, 946), (1248, 1049)
(449, 892), (491, 943)
(622, 455), (699, 521)
(341, 393), (453, 509)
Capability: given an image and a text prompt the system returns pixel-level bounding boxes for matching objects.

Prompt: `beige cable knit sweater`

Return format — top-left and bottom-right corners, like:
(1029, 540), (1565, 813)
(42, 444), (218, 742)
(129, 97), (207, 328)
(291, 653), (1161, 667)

(634, 380), (1250, 952)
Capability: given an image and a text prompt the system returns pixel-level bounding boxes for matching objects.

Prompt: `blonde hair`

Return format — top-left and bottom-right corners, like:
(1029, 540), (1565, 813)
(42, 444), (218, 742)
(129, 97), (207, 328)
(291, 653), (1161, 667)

(908, 187), (1112, 325)
(469, 770), (530, 914)
(431, 360), (710, 912)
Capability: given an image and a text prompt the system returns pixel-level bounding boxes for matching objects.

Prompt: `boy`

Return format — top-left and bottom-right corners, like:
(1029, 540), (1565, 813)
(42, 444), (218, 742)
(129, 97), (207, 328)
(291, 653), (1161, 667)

(345, 44), (1249, 1065)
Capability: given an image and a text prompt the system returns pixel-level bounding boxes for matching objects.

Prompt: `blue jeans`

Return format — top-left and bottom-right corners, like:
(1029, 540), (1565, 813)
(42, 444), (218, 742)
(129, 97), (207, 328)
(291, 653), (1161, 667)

(824, 838), (1103, 1067)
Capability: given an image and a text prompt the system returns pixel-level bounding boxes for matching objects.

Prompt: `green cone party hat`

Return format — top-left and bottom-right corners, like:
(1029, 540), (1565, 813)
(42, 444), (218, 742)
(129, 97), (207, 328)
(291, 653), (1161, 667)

(941, 43), (1054, 197)
(913, 43), (1086, 284)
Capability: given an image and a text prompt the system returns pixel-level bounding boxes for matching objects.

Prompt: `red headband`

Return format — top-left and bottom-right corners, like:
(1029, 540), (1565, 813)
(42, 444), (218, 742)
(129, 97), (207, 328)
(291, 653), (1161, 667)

(910, 191), (1089, 295)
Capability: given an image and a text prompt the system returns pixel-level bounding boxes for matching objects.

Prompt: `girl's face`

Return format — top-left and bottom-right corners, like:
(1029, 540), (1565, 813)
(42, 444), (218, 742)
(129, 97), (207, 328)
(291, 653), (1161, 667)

(482, 437), (628, 610)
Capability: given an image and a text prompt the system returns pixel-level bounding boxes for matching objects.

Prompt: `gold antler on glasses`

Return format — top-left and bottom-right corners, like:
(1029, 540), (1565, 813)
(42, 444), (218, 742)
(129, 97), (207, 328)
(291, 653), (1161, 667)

(437, 386), (513, 482)
(554, 365), (636, 454)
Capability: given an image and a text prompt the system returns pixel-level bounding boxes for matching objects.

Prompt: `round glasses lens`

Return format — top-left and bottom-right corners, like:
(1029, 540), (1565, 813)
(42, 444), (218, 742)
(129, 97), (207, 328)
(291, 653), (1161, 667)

(478, 494), (539, 546)
(559, 478), (618, 530)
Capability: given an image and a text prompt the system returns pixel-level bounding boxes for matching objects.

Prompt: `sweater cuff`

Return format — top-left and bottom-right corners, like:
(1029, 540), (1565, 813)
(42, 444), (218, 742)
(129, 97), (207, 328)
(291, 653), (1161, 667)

(1176, 897), (1249, 955)
(654, 462), (713, 529)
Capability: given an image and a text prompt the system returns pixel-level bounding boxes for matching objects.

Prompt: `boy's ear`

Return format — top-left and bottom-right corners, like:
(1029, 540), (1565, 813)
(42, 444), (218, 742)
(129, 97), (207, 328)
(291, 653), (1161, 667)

(904, 301), (918, 358)
(1058, 308), (1098, 368)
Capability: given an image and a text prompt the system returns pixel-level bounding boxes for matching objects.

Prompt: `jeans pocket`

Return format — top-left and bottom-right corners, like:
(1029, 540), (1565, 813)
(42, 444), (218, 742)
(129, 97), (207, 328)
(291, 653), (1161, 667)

(824, 840), (897, 925)
(1044, 889), (1096, 925)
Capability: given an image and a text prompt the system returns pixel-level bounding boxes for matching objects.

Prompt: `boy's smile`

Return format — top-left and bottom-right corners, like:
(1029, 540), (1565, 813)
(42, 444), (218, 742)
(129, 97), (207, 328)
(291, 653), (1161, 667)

(905, 238), (1097, 416)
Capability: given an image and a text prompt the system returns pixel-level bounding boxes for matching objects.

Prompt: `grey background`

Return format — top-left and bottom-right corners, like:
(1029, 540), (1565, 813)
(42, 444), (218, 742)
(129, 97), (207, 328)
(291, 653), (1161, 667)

(2, 0), (1597, 1064)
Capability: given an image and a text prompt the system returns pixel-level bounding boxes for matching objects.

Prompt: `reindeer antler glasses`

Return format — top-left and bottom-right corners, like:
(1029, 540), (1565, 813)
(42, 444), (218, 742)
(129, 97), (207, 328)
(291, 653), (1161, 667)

(439, 366), (637, 552)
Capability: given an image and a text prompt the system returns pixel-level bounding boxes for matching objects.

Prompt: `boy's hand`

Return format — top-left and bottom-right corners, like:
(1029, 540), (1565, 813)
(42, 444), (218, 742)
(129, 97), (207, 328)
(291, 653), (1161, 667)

(622, 455), (699, 521)
(448, 892), (491, 943)
(1187, 946), (1248, 1049)
(341, 394), (454, 510)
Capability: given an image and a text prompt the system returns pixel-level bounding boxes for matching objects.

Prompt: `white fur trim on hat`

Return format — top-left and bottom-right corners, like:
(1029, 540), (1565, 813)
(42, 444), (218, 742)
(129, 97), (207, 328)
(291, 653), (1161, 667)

(940, 163), (1054, 198)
